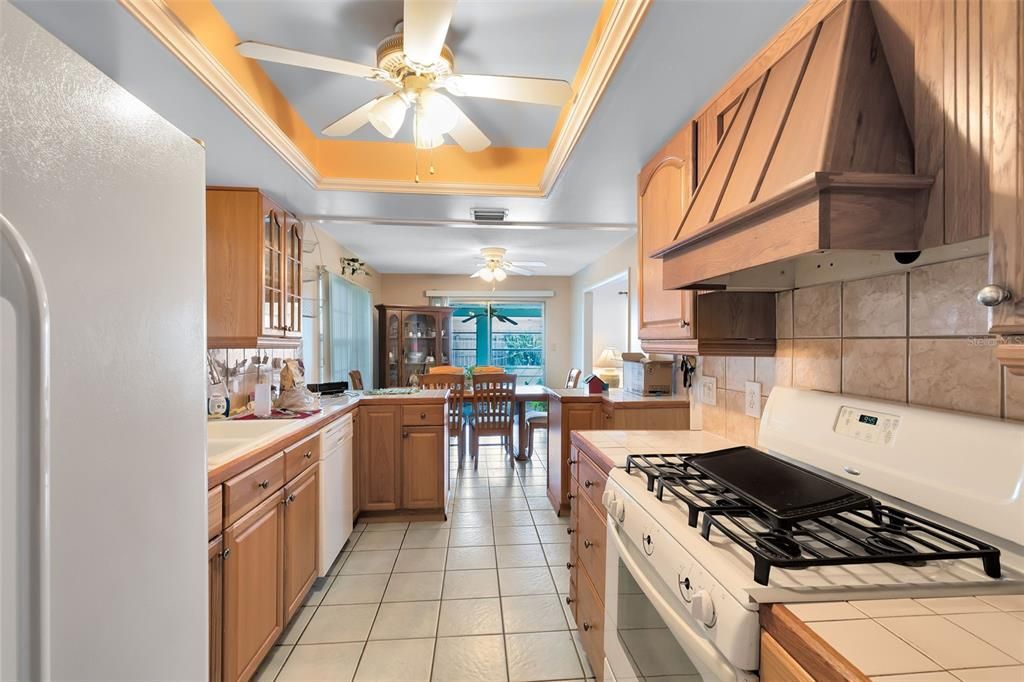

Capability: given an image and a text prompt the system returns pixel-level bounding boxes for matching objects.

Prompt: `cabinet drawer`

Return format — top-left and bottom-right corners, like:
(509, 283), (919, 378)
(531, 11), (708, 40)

(577, 568), (605, 681)
(577, 493), (607, 599)
(577, 454), (608, 511)
(569, 446), (581, 483)
(402, 404), (445, 426)
(568, 573), (578, 625)
(208, 486), (223, 540)
(224, 452), (285, 527)
(284, 434), (319, 480)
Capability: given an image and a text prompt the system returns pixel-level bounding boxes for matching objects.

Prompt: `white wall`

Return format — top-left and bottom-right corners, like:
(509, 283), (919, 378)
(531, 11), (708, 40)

(590, 274), (629, 371)
(570, 235), (639, 372)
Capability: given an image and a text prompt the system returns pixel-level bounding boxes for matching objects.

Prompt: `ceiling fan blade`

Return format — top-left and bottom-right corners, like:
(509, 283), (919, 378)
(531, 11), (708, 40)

(448, 103), (491, 152)
(237, 41), (380, 79)
(469, 270), (481, 278)
(505, 264), (534, 276)
(443, 73), (572, 106)
(509, 261), (546, 268)
(403, 0), (456, 66)
(322, 98), (382, 137)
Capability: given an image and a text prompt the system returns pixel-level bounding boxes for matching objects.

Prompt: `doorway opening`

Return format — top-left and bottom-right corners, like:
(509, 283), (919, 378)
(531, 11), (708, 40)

(582, 271), (629, 386)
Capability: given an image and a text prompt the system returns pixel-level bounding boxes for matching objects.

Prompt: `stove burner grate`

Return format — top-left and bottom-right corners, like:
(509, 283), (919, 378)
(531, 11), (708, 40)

(626, 454), (751, 526)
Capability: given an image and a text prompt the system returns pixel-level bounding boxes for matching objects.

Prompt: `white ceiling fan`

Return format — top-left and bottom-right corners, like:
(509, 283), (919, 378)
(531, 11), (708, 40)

(470, 247), (545, 282)
(235, 0), (574, 153)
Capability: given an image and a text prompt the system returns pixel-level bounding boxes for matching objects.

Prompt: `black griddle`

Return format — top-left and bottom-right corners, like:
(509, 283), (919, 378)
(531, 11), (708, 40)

(684, 447), (872, 527)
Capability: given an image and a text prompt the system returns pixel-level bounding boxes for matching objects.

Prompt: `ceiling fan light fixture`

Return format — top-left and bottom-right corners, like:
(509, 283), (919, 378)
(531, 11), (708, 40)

(492, 267), (507, 282)
(478, 267), (495, 282)
(417, 89), (458, 134)
(367, 93), (407, 138)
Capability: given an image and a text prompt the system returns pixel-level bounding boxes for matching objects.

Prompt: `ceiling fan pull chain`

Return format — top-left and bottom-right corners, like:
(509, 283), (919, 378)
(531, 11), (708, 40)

(429, 146), (436, 176)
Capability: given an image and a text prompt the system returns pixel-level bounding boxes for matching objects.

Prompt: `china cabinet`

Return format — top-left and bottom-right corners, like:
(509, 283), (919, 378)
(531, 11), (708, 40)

(375, 304), (454, 388)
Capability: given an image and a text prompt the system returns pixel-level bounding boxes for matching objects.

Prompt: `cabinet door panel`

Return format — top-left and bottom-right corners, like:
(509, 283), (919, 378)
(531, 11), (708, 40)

(401, 426), (444, 509)
(223, 493), (284, 682)
(360, 406), (401, 510)
(283, 464), (319, 621)
(209, 537), (223, 682)
(576, 568), (605, 681)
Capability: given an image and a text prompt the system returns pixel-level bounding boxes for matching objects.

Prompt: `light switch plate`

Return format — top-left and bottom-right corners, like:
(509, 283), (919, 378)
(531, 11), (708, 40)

(745, 382), (762, 418)
(699, 377), (717, 406)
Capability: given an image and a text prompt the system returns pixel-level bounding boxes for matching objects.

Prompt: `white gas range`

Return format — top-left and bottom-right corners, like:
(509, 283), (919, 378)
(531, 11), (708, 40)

(600, 388), (1024, 681)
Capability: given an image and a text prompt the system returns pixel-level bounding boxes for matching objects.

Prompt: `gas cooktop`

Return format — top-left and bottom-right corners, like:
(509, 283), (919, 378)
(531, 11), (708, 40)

(624, 448), (1002, 586)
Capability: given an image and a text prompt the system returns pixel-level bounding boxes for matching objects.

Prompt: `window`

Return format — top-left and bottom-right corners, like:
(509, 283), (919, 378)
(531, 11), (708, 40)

(318, 273), (372, 384)
(450, 301), (545, 385)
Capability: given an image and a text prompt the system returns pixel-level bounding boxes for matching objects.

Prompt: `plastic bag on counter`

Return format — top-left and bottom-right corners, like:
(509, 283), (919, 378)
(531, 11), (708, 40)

(276, 358), (321, 411)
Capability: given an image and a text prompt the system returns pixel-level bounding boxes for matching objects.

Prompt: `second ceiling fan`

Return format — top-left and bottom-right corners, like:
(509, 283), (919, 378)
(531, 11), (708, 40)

(236, 0), (574, 153)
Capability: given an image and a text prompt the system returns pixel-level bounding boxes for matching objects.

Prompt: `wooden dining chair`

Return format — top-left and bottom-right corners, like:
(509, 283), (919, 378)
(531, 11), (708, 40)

(468, 373), (517, 469)
(417, 372), (467, 464)
(525, 368), (582, 459)
(472, 365), (503, 374)
(348, 369), (364, 390)
(429, 365), (464, 375)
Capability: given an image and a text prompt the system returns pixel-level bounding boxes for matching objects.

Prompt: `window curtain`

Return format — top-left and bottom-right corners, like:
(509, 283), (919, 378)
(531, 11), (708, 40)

(322, 272), (372, 385)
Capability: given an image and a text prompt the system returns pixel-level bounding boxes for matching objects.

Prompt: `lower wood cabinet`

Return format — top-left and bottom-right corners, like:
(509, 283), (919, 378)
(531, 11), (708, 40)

(223, 492), (285, 682)
(548, 402), (603, 515)
(760, 630), (813, 682)
(283, 464), (319, 621)
(209, 536), (224, 682)
(401, 426), (445, 509)
(360, 405), (401, 511)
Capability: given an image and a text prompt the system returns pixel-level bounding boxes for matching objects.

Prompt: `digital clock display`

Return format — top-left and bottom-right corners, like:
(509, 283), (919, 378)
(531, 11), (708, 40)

(858, 414), (879, 426)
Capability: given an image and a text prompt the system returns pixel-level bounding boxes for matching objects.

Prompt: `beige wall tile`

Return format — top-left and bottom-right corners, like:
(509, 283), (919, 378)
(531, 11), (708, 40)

(725, 356), (755, 391)
(755, 355), (776, 396)
(725, 389), (757, 446)
(1006, 369), (1024, 422)
(909, 255), (989, 336)
(843, 273), (907, 337)
(792, 339), (842, 392)
(909, 338), (1001, 416)
(702, 356), (726, 380)
(842, 339), (908, 402)
(774, 339), (793, 389)
(701, 388), (727, 436)
(794, 283), (841, 338)
(776, 291), (794, 339)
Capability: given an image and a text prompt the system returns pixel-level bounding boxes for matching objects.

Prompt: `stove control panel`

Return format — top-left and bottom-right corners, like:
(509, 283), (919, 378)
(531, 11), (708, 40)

(834, 405), (900, 445)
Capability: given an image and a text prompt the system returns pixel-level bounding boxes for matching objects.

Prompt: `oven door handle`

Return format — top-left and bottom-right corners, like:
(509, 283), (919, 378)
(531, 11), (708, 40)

(607, 525), (755, 681)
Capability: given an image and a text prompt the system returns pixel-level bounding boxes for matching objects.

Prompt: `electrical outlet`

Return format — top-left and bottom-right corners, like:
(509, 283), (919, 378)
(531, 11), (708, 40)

(699, 377), (717, 406)
(745, 381), (762, 418)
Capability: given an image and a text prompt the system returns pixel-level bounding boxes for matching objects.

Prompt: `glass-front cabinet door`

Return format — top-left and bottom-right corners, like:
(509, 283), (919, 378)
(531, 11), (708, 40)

(385, 312), (401, 387)
(261, 204), (284, 338)
(401, 311), (439, 385)
(282, 215), (303, 339)
(439, 313), (451, 365)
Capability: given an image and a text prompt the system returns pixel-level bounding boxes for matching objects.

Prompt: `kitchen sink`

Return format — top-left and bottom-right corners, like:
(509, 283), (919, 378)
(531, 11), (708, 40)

(207, 420), (288, 440)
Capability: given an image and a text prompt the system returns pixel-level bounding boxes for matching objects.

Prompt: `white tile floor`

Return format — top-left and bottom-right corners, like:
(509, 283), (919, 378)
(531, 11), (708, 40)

(254, 434), (597, 682)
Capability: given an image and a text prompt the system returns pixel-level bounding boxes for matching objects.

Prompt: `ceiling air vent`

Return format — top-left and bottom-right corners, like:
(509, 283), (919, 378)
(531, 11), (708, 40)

(471, 208), (509, 223)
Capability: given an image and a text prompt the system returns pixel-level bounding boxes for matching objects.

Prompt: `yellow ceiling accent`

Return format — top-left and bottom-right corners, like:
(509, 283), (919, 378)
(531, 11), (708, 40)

(119, 0), (650, 196)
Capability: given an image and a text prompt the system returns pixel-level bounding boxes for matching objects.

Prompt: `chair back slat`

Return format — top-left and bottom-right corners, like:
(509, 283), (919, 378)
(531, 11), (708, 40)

(417, 373), (466, 430)
(566, 368), (582, 389)
(471, 373), (517, 432)
(349, 369), (364, 390)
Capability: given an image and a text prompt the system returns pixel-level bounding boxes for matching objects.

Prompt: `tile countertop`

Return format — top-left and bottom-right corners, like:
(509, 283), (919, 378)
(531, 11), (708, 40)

(206, 389), (448, 486)
(570, 429), (737, 471)
(783, 595), (1024, 680)
(546, 388), (689, 407)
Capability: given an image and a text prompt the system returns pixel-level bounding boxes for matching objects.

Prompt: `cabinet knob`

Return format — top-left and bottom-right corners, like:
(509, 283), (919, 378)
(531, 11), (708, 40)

(221, 548), (231, 560)
(679, 319), (691, 328)
(567, 493), (575, 501)
(584, 480), (593, 488)
(566, 527), (575, 536)
(566, 562), (574, 570)
(303, 450), (313, 459)
(284, 493), (296, 505)
(977, 285), (1012, 307)
(420, 412), (427, 419)
(584, 539), (593, 549)
(565, 596), (574, 606)
(257, 479), (270, 489)
(582, 622), (592, 631)
(568, 458), (577, 465)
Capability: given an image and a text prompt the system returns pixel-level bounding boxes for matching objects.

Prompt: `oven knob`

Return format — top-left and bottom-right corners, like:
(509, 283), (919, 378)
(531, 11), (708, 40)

(691, 590), (716, 628)
(608, 499), (625, 524)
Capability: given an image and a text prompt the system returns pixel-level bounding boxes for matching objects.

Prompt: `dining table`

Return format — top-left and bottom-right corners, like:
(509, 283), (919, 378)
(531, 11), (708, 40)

(463, 383), (549, 461)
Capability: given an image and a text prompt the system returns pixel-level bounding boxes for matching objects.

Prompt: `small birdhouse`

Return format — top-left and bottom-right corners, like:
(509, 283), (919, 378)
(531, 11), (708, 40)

(583, 374), (608, 395)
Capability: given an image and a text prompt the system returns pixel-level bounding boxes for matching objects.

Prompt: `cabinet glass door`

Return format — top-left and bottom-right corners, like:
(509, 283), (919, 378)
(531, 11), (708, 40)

(440, 313), (451, 365)
(385, 312), (401, 387)
(401, 311), (438, 385)
(262, 209), (283, 336)
(283, 217), (302, 337)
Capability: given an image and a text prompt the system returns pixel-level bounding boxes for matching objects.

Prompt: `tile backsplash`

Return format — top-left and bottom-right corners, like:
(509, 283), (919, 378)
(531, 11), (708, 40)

(207, 347), (301, 411)
(688, 254), (1023, 446)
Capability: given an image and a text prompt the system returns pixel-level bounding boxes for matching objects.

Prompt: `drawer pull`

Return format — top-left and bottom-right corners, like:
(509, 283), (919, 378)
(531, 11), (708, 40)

(303, 450), (313, 459)
(583, 539), (593, 549)
(420, 412), (427, 419)
(582, 622), (592, 631)
(567, 493), (575, 501)
(221, 548), (231, 560)
(568, 458), (577, 465)
(584, 480), (593, 488)
(284, 493), (296, 505)
(565, 596), (574, 606)
(566, 527), (575, 536)
(566, 562), (574, 570)
(257, 479), (270, 489)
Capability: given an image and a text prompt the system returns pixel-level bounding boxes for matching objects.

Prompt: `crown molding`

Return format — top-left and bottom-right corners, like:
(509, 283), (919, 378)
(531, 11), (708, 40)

(539, 0), (651, 196)
(118, 0), (648, 197)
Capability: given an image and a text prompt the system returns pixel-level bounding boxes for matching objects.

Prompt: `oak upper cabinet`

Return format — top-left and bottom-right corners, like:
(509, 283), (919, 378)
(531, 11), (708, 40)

(359, 405), (401, 511)
(401, 426), (445, 509)
(637, 123), (697, 348)
(282, 464), (319, 622)
(207, 187), (302, 349)
(222, 492), (284, 682)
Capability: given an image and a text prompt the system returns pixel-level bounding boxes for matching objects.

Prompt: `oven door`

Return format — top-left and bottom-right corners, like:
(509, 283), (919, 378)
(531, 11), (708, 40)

(604, 523), (754, 682)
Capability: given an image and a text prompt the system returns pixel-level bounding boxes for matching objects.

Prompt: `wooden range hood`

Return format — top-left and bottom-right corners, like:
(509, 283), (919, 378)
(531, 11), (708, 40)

(655, 1), (932, 290)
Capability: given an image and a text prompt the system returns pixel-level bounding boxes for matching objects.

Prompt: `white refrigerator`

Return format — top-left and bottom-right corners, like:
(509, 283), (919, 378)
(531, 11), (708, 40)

(1, 3), (209, 679)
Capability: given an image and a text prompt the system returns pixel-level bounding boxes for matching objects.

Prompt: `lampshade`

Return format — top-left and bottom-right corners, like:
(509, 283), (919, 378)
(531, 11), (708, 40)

(478, 268), (495, 282)
(594, 347), (622, 368)
(368, 93), (407, 138)
(492, 267), (507, 282)
(417, 89), (458, 135)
